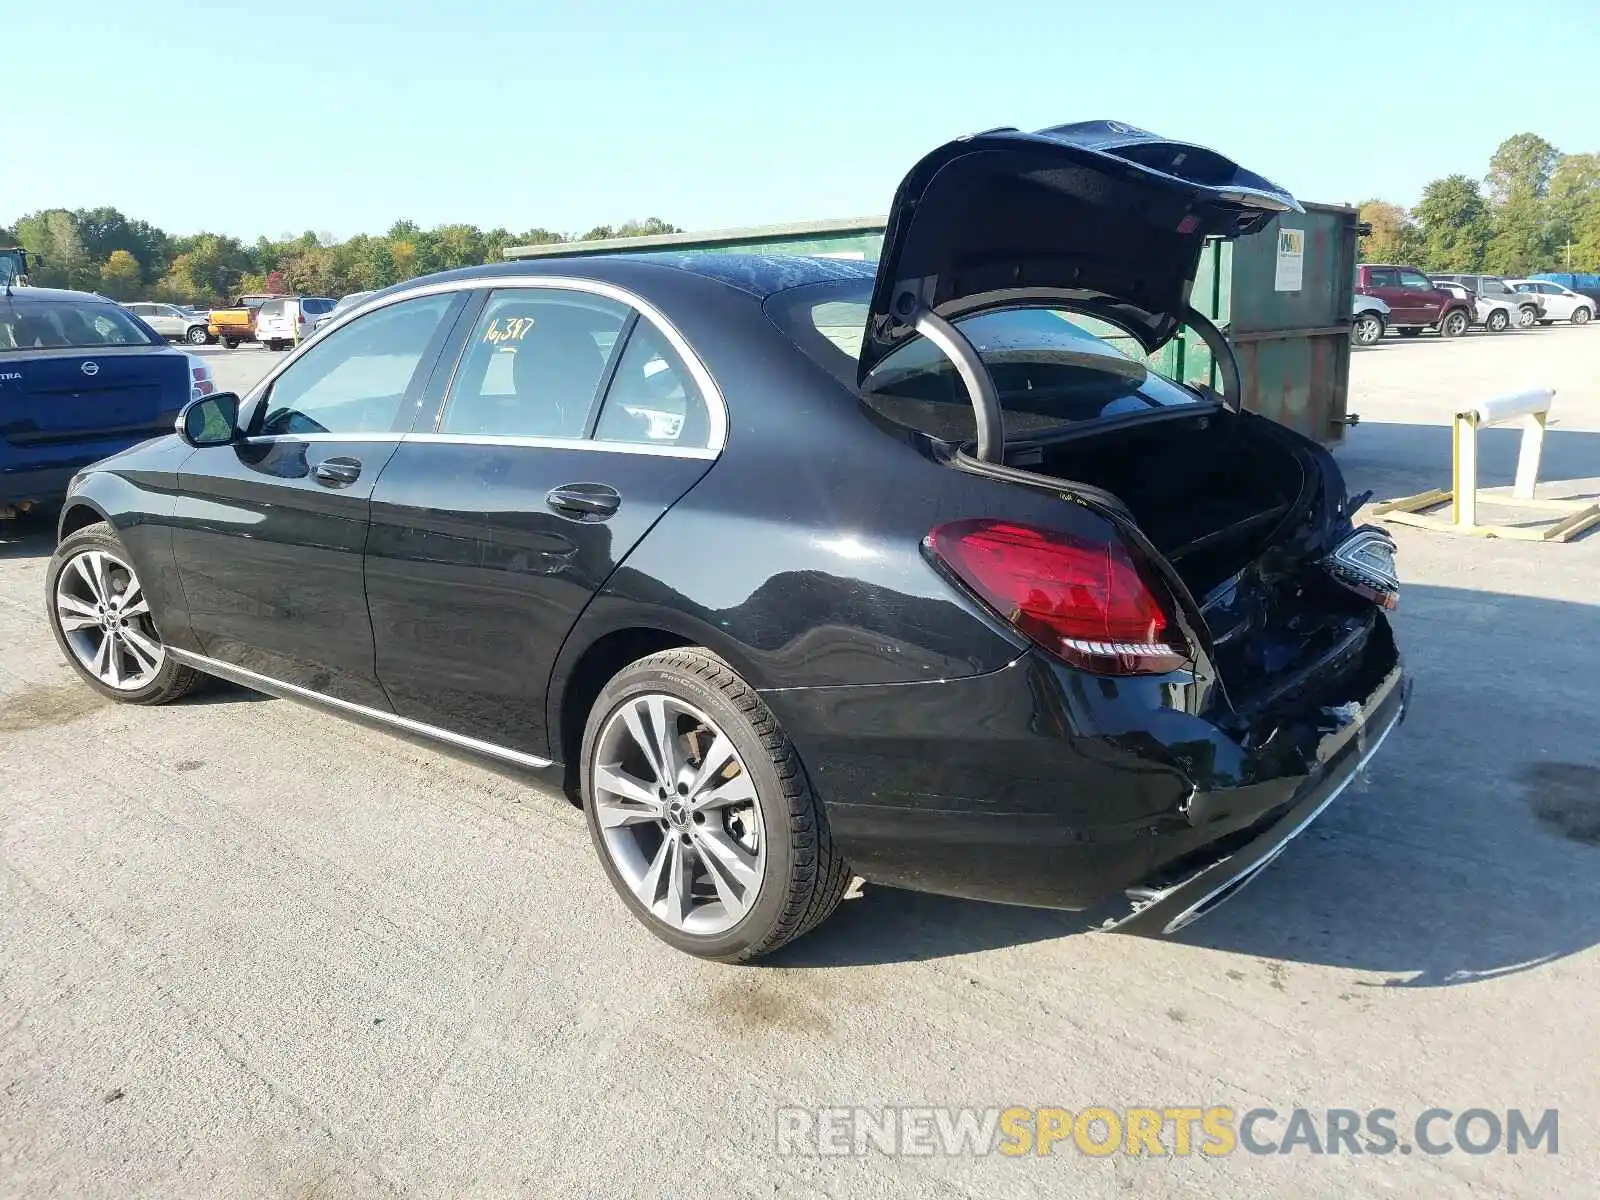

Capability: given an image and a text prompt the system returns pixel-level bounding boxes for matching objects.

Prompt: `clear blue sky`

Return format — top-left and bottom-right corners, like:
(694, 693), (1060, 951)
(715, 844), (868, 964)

(11, 0), (1599, 241)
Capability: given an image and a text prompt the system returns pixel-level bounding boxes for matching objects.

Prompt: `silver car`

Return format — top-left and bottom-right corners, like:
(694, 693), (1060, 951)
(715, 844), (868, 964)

(314, 290), (375, 331)
(123, 302), (212, 345)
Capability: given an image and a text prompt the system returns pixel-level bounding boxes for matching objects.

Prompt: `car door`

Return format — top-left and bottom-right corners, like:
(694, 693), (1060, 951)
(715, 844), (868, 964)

(1364, 268), (1410, 322)
(169, 291), (468, 707)
(365, 283), (722, 758)
(1395, 269), (1440, 326)
(156, 305), (187, 337)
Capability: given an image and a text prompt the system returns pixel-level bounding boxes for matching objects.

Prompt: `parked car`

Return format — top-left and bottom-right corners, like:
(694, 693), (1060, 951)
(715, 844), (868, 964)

(315, 291), (375, 332)
(44, 120), (1407, 961)
(122, 301), (213, 345)
(1, 288), (213, 517)
(255, 296), (337, 350)
(1351, 293), (1390, 345)
(1355, 264), (1473, 337)
(1432, 274), (1543, 328)
(1508, 279), (1593, 325)
(207, 293), (286, 348)
(1531, 272), (1600, 313)
(1430, 279), (1517, 333)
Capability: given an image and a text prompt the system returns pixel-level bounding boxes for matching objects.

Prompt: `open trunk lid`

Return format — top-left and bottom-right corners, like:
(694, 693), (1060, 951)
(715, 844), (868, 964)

(859, 119), (1300, 381)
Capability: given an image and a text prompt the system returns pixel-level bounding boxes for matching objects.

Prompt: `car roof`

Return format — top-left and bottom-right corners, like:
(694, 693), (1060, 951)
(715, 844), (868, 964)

(370, 253), (878, 306)
(0, 286), (116, 304)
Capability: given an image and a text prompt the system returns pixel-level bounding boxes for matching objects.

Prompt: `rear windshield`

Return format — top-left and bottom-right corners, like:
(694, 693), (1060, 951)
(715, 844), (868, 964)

(0, 300), (157, 350)
(257, 299), (287, 318)
(768, 282), (1202, 443)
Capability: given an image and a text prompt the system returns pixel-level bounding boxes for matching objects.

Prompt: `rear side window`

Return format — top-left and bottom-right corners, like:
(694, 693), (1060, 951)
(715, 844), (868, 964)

(301, 298), (335, 316)
(439, 289), (628, 439)
(769, 286), (1199, 444)
(1366, 268), (1400, 287)
(1480, 278), (1512, 296)
(0, 301), (156, 349)
(593, 322), (712, 450)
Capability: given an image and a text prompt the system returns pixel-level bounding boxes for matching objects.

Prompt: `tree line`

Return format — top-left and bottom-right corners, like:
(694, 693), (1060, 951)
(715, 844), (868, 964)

(1359, 132), (1599, 274)
(0, 211), (681, 305)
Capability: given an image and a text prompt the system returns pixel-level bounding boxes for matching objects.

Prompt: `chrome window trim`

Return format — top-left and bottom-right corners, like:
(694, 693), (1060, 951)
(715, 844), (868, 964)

(167, 648), (555, 770)
(242, 274), (728, 453)
(407, 432), (718, 458)
(236, 431), (717, 459)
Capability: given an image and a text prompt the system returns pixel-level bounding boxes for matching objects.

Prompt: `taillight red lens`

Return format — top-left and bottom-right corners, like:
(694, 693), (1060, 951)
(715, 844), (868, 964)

(926, 519), (1188, 675)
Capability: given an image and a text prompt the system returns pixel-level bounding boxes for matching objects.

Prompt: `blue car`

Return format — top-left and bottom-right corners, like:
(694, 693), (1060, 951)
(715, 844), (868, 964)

(1, 287), (210, 516)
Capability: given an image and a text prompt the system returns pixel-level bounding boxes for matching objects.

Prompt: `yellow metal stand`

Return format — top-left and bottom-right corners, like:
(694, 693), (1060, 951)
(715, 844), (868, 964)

(1372, 390), (1600, 543)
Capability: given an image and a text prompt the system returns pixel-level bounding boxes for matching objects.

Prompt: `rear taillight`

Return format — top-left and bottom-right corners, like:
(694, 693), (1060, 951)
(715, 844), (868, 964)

(185, 354), (214, 401)
(925, 519), (1188, 675)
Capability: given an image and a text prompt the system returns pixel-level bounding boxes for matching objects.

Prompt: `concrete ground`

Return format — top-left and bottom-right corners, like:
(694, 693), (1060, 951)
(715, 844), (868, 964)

(2, 324), (1597, 1198)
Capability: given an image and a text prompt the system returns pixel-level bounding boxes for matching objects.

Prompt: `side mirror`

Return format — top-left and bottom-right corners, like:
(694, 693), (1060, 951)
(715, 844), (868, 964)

(178, 392), (241, 447)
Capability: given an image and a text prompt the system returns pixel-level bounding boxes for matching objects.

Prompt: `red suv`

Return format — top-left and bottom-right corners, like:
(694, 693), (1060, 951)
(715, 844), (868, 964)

(1356, 264), (1474, 338)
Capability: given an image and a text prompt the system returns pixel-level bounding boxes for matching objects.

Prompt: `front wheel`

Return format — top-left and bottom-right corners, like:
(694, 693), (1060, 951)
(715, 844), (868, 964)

(185, 325), (210, 345)
(1517, 306), (1538, 328)
(581, 648), (850, 962)
(1574, 307), (1592, 325)
(45, 522), (205, 705)
(1352, 313), (1385, 345)
(1440, 310), (1469, 338)
(1486, 309), (1510, 333)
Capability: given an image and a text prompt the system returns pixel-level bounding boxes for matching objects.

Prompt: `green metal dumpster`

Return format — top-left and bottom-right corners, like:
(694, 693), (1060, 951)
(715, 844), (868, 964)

(505, 203), (1360, 444)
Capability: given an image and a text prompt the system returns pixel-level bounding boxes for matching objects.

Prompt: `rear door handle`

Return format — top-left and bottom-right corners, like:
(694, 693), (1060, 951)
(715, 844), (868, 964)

(312, 456), (363, 487)
(546, 482), (620, 520)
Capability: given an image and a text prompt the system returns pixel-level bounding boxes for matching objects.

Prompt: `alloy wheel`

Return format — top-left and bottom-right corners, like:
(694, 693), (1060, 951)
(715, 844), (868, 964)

(53, 549), (166, 691)
(1353, 314), (1382, 345)
(591, 693), (766, 935)
(1517, 307), (1537, 328)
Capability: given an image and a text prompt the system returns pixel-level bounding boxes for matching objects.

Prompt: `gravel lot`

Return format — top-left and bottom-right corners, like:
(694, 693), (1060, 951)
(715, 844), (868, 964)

(3, 325), (1598, 1198)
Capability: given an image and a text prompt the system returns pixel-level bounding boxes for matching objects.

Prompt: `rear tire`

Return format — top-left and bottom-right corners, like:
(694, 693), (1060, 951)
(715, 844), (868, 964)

(1572, 307), (1591, 325)
(45, 522), (205, 706)
(581, 647), (850, 962)
(1439, 310), (1468, 338)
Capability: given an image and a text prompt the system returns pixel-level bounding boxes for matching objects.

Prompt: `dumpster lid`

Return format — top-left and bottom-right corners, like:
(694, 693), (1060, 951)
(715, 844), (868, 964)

(859, 120), (1301, 382)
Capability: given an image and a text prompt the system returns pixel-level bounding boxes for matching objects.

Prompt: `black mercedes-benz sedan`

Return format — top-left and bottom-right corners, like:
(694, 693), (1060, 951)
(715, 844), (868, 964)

(45, 121), (1408, 961)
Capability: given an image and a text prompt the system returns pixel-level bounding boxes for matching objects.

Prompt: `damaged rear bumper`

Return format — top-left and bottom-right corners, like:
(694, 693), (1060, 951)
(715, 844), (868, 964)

(1106, 661), (1411, 936)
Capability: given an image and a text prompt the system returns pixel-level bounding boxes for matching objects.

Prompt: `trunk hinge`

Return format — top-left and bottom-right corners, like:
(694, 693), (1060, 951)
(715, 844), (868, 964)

(903, 303), (1006, 463)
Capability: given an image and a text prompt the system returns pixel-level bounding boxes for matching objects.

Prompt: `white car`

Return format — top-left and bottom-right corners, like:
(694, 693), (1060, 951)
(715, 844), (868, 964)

(254, 296), (337, 350)
(1508, 279), (1594, 325)
(123, 302), (212, 345)
(1432, 280), (1517, 333)
(1351, 294), (1390, 345)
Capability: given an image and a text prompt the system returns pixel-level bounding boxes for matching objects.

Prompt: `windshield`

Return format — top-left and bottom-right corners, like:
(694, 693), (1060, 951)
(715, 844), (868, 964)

(767, 281), (1203, 443)
(0, 300), (158, 350)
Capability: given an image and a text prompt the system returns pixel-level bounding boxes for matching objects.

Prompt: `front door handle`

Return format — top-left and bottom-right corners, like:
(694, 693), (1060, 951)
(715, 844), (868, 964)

(312, 456), (363, 488)
(546, 482), (620, 520)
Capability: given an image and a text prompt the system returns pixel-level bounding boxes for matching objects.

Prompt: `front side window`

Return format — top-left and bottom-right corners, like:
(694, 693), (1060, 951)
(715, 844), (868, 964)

(439, 289), (628, 439)
(1399, 271), (1434, 290)
(1479, 278), (1512, 296)
(252, 293), (456, 437)
(0, 301), (156, 349)
(593, 321), (711, 449)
